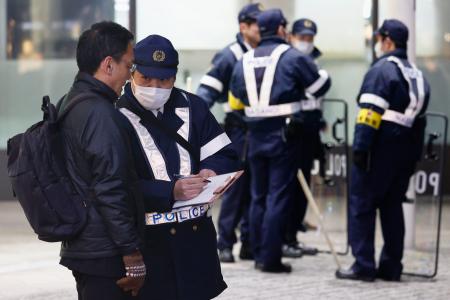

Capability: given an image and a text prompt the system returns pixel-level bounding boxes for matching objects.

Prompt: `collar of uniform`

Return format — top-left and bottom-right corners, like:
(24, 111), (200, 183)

(374, 48), (408, 65)
(258, 36), (288, 47)
(236, 33), (250, 52)
(311, 47), (322, 59)
(74, 71), (118, 103)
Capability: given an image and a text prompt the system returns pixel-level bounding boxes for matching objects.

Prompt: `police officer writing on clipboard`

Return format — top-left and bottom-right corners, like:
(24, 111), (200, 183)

(116, 35), (238, 299)
(229, 9), (331, 273)
(336, 19), (430, 282)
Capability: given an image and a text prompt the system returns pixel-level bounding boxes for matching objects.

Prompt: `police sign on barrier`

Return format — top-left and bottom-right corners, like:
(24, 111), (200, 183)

(306, 98), (349, 255)
(402, 112), (448, 278)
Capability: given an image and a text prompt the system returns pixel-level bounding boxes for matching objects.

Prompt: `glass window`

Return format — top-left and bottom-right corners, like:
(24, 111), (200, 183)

(7, 0), (114, 59)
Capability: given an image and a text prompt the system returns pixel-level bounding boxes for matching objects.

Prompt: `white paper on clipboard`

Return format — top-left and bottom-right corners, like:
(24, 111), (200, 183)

(172, 170), (244, 209)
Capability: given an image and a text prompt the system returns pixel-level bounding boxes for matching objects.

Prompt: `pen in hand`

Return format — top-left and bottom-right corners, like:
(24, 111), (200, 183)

(173, 174), (211, 183)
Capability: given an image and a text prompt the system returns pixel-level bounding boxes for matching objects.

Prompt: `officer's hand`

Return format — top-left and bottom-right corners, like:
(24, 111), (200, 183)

(199, 169), (217, 178)
(284, 121), (302, 141)
(173, 175), (208, 201)
(353, 150), (370, 171)
(117, 251), (146, 297)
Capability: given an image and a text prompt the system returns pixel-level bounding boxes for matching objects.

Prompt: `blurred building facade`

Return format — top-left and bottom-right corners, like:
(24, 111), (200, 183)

(0, 0), (449, 199)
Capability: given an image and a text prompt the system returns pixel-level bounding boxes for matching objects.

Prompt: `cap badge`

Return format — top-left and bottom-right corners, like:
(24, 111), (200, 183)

(153, 50), (166, 62)
(304, 20), (312, 28)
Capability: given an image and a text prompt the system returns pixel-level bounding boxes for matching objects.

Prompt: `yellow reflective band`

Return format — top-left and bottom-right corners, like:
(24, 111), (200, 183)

(228, 91), (245, 111)
(356, 108), (382, 129)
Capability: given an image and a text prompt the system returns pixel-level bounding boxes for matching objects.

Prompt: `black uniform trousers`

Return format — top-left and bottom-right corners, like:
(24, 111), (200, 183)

(349, 129), (416, 278)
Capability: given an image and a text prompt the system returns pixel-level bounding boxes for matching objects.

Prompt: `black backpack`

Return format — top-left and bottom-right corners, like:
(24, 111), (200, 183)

(7, 94), (91, 242)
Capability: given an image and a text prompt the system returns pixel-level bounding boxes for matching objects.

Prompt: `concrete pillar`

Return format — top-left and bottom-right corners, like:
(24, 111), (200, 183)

(379, 0), (416, 62)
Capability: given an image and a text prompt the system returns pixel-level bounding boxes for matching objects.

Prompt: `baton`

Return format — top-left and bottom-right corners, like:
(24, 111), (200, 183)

(297, 170), (342, 270)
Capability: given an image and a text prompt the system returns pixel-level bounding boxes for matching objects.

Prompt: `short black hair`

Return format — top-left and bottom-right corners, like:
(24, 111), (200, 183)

(76, 21), (134, 75)
(240, 18), (257, 25)
(381, 34), (407, 50)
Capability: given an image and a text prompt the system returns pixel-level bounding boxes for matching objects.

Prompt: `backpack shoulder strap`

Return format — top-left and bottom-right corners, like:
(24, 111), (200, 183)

(57, 92), (97, 123)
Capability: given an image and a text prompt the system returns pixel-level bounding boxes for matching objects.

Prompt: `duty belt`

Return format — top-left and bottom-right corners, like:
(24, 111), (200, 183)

(382, 109), (414, 128)
(145, 204), (212, 226)
(299, 98), (322, 111)
(244, 102), (301, 118)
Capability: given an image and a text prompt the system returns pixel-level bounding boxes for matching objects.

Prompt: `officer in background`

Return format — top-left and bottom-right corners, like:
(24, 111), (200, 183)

(117, 34), (238, 299)
(197, 3), (263, 263)
(336, 19), (430, 282)
(230, 9), (331, 273)
(283, 18), (331, 257)
(290, 18), (322, 60)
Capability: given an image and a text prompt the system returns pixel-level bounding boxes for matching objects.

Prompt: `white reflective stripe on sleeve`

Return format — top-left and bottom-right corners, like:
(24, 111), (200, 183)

(359, 93), (390, 110)
(199, 75), (224, 93)
(306, 69), (329, 95)
(200, 132), (231, 161)
(258, 44), (290, 107)
(229, 43), (244, 61)
(245, 102), (301, 117)
(119, 108), (170, 181)
(382, 109), (414, 128)
(243, 50), (259, 107)
(300, 98), (322, 111)
(175, 106), (192, 176)
(222, 102), (232, 113)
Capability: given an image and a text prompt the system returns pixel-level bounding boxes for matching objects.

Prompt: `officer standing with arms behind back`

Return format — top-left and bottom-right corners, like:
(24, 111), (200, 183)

(336, 19), (430, 282)
(283, 18), (331, 257)
(197, 3), (263, 263)
(230, 9), (331, 273)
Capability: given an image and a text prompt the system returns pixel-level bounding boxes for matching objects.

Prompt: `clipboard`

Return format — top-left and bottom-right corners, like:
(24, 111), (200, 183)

(172, 170), (244, 209)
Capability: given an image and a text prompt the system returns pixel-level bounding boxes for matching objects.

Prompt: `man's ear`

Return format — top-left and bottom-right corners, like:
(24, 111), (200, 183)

(239, 22), (247, 33)
(277, 25), (286, 38)
(99, 56), (114, 76)
(287, 32), (293, 43)
(385, 37), (396, 51)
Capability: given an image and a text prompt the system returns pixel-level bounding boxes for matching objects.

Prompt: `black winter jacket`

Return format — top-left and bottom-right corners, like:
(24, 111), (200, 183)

(58, 72), (144, 259)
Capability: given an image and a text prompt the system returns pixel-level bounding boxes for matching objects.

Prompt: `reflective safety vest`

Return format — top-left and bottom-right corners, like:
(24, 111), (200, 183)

(119, 92), (231, 224)
(242, 44), (302, 118)
(359, 56), (426, 128)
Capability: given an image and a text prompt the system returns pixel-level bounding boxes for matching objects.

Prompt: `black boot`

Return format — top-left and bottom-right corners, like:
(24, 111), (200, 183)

(335, 268), (375, 282)
(282, 244), (303, 258)
(218, 248), (235, 263)
(376, 269), (401, 282)
(239, 243), (254, 260)
(259, 262), (292, 273)
(297, 241), (319, 256)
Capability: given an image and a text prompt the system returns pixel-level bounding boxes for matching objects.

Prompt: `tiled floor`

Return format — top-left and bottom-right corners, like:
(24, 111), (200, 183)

(0, 197), (449, 300)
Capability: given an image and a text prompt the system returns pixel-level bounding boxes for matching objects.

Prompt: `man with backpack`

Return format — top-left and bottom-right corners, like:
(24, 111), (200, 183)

(57, 22), (146, 299)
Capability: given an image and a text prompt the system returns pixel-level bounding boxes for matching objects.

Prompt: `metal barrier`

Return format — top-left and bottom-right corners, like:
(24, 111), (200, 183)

(403, 112), (448, 278)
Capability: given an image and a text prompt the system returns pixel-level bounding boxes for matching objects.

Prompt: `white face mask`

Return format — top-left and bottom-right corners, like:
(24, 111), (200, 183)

(293, 40), (314, 55)
(131, 78), (172, 110)
(374, 41), (385, 58)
